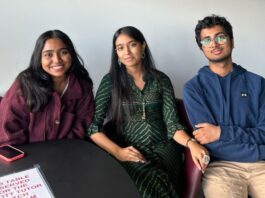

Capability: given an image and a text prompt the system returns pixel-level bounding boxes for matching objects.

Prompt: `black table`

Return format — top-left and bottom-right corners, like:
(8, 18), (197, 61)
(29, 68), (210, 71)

(0, 139), (139, 198)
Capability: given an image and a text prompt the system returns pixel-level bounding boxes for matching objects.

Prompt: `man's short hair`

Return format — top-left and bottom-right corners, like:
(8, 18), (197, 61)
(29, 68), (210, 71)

(195, 14), (233, 49)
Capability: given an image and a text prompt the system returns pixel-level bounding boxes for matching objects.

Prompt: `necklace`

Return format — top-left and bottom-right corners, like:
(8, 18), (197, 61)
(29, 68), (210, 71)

(142, 99), (146, 120)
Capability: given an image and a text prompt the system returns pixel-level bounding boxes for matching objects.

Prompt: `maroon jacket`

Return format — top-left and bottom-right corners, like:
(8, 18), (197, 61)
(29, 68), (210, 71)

(0, 74), (94, 146)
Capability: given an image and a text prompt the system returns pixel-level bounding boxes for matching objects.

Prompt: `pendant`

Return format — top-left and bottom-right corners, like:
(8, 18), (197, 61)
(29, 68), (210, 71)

(142, 101), (146, 120)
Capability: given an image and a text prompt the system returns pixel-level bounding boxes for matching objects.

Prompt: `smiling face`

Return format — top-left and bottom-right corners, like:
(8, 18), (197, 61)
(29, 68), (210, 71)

(41, 38), (72, 81)
(115, 34), (146, 70)
(200, 25), (233, 63)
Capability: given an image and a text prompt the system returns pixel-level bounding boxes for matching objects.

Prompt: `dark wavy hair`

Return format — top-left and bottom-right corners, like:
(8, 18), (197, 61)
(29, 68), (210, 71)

(195, 14), (233, 49)
(17, 30), (92, 112)
(109, 26), (157, 131)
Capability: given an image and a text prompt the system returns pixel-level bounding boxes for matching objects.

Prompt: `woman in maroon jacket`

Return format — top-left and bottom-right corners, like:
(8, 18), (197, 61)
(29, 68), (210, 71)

(0, 30), (94, 145)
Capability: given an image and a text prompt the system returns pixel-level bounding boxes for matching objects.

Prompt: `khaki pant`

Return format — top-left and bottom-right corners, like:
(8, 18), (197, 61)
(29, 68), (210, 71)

(202, 161), (265, 198)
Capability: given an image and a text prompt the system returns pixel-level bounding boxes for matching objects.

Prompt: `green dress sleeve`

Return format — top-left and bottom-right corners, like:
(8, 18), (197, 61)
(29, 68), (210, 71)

(87, 74), (112, 136)
(160, 73), (184, 139)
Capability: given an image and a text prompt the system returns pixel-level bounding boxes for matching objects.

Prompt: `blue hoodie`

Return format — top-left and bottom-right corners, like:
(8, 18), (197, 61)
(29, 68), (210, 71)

(183, 63), (265, 162)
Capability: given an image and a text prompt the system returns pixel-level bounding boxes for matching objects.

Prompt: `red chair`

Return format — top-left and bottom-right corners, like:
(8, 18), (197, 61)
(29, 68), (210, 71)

(176, 98), (202, 198)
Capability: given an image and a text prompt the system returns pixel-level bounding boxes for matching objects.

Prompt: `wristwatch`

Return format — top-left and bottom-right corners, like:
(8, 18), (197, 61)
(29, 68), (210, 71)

(185, 138), (197, 148)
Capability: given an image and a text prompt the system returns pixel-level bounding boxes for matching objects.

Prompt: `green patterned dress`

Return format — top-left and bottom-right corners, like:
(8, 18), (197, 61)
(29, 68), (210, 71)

(87, 70), (184, 198)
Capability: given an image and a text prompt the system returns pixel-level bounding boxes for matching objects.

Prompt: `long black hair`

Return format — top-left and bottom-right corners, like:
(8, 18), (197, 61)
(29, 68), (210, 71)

(17, 29), (92, 112)
(109, 26), (157, 131)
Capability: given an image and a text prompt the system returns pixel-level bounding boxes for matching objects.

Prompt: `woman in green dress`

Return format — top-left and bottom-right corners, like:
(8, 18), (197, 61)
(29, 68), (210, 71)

(87, 26), (208, 198)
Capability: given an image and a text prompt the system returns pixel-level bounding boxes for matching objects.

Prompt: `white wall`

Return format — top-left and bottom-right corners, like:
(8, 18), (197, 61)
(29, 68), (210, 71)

(1, 0), (264, 97)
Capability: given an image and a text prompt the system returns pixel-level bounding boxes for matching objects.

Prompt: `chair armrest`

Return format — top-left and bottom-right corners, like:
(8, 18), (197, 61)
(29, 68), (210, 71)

(175, 98), (202, 198)
(183, 148), (202, 198)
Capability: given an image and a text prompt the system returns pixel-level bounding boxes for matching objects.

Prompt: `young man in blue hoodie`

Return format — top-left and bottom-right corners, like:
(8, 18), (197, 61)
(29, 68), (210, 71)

(183, 15), (265, 198)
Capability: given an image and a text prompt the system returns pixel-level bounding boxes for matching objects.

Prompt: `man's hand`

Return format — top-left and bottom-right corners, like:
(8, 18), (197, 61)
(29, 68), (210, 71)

(193, 123), (221, 144)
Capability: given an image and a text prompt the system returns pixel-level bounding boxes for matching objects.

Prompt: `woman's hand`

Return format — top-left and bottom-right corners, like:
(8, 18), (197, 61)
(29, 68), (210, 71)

(173, 130), (210, 172)
(114, 146), (146, 163)
(90, 133), (146, 163)
(188, 141), (210, 172)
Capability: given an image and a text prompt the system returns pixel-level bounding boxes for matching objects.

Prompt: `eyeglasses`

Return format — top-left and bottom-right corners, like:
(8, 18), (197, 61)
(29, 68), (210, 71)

(200, 33), (228, 47)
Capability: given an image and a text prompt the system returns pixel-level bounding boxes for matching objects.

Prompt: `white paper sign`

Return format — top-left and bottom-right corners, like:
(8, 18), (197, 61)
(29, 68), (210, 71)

(0, 167), (54, 198)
